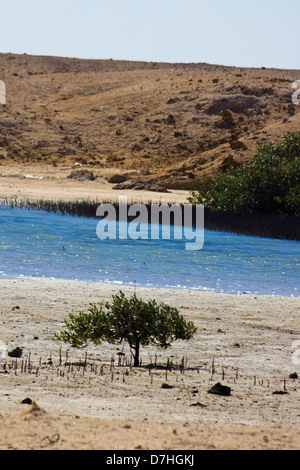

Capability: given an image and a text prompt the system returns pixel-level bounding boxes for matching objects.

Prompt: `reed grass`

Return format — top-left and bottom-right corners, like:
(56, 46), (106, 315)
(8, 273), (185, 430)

(1, 348), (291, 397)
(1, 197), (299, 240)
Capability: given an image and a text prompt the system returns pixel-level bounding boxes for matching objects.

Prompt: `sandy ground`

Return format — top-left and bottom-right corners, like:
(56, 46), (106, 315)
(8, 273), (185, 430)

(0, 165), (189, 206)
(0, 277), (299, 450)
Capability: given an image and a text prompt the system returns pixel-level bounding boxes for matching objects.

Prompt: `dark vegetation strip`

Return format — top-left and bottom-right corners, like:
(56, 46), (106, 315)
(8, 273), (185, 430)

(1, 197), (299, 241)
(204, 208), (300, 241)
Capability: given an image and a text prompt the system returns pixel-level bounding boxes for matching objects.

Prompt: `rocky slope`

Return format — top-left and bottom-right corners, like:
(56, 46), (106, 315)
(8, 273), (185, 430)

(0, 53), (299, 189)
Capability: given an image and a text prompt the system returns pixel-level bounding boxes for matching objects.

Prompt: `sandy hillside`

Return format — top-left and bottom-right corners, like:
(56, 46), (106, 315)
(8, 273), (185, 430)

(0, 53), (299, 191)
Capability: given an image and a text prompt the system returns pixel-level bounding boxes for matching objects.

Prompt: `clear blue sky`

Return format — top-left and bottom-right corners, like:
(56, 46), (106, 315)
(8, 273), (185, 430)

(0, 0), (299, 69)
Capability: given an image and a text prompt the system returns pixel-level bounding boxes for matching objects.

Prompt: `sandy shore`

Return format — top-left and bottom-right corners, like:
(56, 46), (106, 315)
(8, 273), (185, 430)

(0, 165), (189, 205)
(0, 277), (300, 450)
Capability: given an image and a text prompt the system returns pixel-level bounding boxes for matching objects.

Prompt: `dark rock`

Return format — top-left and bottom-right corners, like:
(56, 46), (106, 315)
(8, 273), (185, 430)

(113, 180), (169, 193)
(289, 372), (298, 379)
(205, 94), (266, 115)
(22, 398), (32, 405)
(215, 109), (235, 129)
(165, 114), (176, 125)
(240, 86), (273, 97)
(8, 347), (23, 358)
(147, 184), (169, 193)
(67, 169), (95, 181)
(166, 97), (179, 104)
(161, 383), (174, 389)
(107, 174), (128, 184)
(208, 382), (231, 396)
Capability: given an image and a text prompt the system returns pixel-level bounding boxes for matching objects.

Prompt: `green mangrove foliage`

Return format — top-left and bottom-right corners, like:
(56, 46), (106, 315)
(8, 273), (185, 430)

(56, 291), (197, 367)
(188, 132), (300, 216)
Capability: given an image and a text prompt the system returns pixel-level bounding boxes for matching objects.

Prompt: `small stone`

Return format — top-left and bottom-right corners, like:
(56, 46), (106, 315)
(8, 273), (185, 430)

(22, 398), (32, 405)
(165, 114), (176, 125)
(208, 382), (231, 396)
(289, 372), (298, 379)
(8, 347), (23, 358)
(161, 383), (174, 389)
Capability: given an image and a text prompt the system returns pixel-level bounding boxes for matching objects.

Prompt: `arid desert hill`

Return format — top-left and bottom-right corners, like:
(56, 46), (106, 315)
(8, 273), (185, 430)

(0, 53), (299, 190)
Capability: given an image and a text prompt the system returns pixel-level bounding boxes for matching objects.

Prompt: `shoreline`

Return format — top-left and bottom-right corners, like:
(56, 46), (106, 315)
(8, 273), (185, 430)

(1, 273), (298, 299)
(0, 173), (189, 205)
(1, 174), (300, 240)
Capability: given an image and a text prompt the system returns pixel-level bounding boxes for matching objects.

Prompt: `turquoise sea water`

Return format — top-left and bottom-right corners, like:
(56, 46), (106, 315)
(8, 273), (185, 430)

(0, 206), (299, 296)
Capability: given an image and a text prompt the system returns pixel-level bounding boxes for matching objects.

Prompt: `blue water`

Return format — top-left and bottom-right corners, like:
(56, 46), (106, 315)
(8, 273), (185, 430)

(0, 205), (299, 296)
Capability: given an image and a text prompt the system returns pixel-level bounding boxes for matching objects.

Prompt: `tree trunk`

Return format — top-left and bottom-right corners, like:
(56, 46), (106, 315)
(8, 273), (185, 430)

(133, 339), (140, 367)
